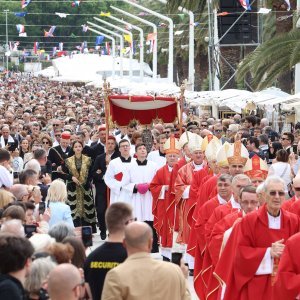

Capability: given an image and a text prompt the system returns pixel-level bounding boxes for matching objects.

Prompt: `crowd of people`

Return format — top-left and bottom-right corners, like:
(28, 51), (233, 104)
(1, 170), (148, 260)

(1, 72), (300, 299)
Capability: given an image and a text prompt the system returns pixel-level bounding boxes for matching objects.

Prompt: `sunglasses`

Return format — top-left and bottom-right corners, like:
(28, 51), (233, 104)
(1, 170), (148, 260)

(214, 130), (222, 133)
(201, 124), (208, 127)
(269, 190), (285, 196)
(281, 138), (289, 141)
(55, 134), (61, 137)
(53, 124), (60, 127)
(42, 141), (49, 144)
(163, 131), (170, 134)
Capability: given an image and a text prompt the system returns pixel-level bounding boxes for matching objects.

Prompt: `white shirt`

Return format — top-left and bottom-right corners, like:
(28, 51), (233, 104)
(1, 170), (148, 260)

(0, 166), (13, 188)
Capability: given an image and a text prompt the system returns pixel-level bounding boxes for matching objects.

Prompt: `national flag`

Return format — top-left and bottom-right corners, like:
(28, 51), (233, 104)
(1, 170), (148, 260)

(100, 12), (111, 17)
(124, 34), (132, 44)
(44, 26), (56, 37)
(105, 42), (110, 55)
(238, 0), (251, 10)
(95, 36), (104, 46)
(14, 12), (27, 17)
(59, 42), (63, 51)
(82, 24), (88, 32)
(146, 33), (157, 54)
(55, 12), (69, 18)
(16, 24), (25, 33)
(33, 42), (39, 54)
(21, 0), (31, 9)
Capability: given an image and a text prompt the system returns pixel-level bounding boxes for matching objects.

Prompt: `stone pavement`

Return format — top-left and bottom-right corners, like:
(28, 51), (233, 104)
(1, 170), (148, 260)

(90, 232), (198, 300)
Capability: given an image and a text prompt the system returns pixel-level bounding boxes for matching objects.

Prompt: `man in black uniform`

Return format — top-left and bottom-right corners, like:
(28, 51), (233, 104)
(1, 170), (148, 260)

(48, 131), (71, 181)
(84, 202), (133, 300)
(91, 135), (120, 239)
(91, 126), (106, 160)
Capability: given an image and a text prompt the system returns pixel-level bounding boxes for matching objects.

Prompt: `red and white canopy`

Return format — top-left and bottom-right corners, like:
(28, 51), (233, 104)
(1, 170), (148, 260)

(108, 95), (178, 126)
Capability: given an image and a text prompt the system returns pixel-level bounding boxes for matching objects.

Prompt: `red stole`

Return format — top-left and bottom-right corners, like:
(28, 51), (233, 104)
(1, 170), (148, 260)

(224, 205), (300, 300)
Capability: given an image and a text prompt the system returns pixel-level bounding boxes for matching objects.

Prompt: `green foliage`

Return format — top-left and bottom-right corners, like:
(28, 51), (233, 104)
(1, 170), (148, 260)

(236, 29), (300, 90)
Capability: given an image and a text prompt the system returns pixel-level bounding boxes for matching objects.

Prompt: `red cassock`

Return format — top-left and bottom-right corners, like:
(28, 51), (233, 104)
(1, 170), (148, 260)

(166, 157), (187, 245)
(150, 164), (172, 247)
(185, 167), (210, 255)
(274, 232), (300, 299)
(224, 204), (300, 300)
(206, 211), (243, 300)
(193, 196), (220, 300)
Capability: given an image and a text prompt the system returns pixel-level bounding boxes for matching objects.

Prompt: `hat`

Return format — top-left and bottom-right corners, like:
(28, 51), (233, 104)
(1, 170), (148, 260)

(61, 131), (71, 140)
(99, 126), (106, 132)
(164, 136), (181, 155)
(188, 133), (203, 153)
(227, 141), (249, 166)
(179, 131), (194, 149)
(201, 134), (219, 152)
(243, 155), (268, 180)
(107, 135), (116, 141)
(205, 138), (222, 162)
(216, 142), (231, 167)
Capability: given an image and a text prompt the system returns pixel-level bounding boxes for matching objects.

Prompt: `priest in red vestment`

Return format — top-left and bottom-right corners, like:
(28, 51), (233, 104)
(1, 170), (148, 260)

(282, 175), (300, 212)
(150, 135), (180, 261)
(274, 232), (300, 299)
(224, 176), (300, 300)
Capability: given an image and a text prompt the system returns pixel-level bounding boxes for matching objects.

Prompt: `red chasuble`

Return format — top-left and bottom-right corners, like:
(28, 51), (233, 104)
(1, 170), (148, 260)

(274, 232), (300, 299)
(224, 205), (300, 300)
(150, 164), (172, 247)
(186, 170), (213, 257)
(165, 157), (187, 246)
(174, 162), (199, 244)
(281, 195), (296, 212)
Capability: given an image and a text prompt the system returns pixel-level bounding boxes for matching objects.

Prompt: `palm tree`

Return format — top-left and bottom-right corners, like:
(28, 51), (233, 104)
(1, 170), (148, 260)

(236, 28), (300, 90)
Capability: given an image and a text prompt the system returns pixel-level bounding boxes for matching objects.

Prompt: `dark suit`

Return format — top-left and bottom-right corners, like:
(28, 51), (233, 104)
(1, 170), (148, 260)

(91, 150), (120, 232)
(68, 145), (93, 159)
(91, 142), (105, 161)
(48, 145), (71, 181)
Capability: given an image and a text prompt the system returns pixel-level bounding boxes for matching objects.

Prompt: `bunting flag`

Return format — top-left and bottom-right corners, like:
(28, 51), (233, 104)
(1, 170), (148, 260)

(285, 0), (291, 10)
(125, 24), (133, 31)
(55, 12), (69, 18)
(16, 24), (25, 34)
(33, 41), (39, 54)
(124, 34), (132, 44)
(52, 47), (57, 56)
(238, 0), (251, 10)
(9, 41), (20, 51)
(14, 12), (27, 17)
(44, 26), (56, 37)
(59, 42), (63, 51)
(105, 42), (110, 55)
(95, 36), (105, 46)
(72, 1), (80, 7)
(21, 0), (31, 9)
(100, 12), (111, 17)
(82, 24), (88, 32)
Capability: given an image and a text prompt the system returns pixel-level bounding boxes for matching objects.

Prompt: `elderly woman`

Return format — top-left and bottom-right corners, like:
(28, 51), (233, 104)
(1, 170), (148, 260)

(224, 176), (300, 300)
(46, 180), (74, 228)
(24, 257), (57, 300)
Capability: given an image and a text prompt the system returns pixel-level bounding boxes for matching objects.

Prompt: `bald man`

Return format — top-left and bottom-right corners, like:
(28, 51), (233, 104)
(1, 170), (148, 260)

(102, 222), (191, 300)
(48, 264), (83, 300)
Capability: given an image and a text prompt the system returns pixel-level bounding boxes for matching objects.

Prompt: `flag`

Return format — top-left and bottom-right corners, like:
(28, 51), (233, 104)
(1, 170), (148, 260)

(158, 22), (167, 27)
(105, 42), (110, 55)
(19, 32), (27, 37)
(72, 1), (80, 7)
(95, 36), (104, 45)
(21, 0), (31, 9)
(100, 12), (111, 17)
(146, 33), (157, 53)
(59, 42), (63, 51)
(82, 24), (88, 32)
(284, 0), (291, 10)
(125, 24), (133, 31)
(124, 34), (132, 44)
(14, 12), (27, 17)
(33, 42), (39, 54)
(52, 47), (57, 56)
(16, 24), (25, 33)
(44, 26), (56, 37)
(55, 12), (69, 18)
(238, 0), (251, 10)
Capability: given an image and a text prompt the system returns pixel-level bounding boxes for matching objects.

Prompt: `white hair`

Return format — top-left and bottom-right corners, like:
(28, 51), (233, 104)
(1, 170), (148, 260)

(264, 176), (285, 191)
(1, 219), (25, 237)
(256, 183), (265, 194)
(25, 159), (41, 174)
(29, 233), (55, 253)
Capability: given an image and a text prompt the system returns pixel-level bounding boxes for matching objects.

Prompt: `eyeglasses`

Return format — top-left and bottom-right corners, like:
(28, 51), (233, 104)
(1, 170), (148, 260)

(281, 137), (289, 141)
(42, 141), (49, 144)
(214, 130), (222, 133)
(55, 134), (61, 137)
(201, 124), (208, 127)
(53, 124), (60, 127)
(125, 217), (137, 225)
(269, 190), (285, 196)
(163, 131), (171, 134)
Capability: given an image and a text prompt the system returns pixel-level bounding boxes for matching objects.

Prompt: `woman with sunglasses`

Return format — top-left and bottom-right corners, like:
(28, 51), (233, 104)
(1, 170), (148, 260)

(40, 134), (53, 156)
(268, 149), (292, 194)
